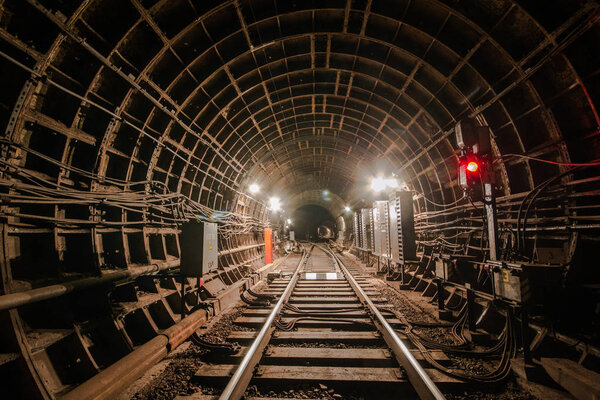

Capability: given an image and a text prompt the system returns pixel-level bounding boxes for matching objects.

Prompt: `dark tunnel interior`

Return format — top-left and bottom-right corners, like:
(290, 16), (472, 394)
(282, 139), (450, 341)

(0, 0), (599, 398)
(291, 204), (337, 240)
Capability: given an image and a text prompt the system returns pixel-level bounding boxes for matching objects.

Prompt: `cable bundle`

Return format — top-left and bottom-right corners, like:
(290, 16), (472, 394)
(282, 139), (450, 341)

(0, 155), (269, 236)
(274, 315), (373, 331)
(283, 303), (359, 314)
(240, 291), (271, 307)
(190, 334), (241, 355)
(392, 305), (517, 382)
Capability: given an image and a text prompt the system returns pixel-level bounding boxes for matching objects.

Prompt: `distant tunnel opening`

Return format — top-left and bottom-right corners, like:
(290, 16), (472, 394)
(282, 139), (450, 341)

(291, 205), (338, 242)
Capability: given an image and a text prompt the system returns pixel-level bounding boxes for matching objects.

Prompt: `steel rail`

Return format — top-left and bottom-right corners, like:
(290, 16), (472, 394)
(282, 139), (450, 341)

(325, 245), (447, 400)
(218, 245), (313, 400)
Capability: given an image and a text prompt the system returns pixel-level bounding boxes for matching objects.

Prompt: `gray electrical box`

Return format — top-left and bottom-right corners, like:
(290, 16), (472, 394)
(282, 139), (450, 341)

(389, 191), (417, 264)
(361, 208), (374, 252)
(372, 201), (390, 258)
(353, 212), (363, 249)
(489, 261), (562, 304)
(180, 221), (218, 276)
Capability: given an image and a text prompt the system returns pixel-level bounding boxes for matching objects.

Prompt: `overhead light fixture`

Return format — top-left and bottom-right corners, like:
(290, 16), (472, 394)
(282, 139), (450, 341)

(269, 197), (281, 212)
(369, 176), (398, 193)
(386, 178), (399, 189)
(370, 176), (386, 193)
(249, 183), (260, 194)
(344, 206), (351, 212)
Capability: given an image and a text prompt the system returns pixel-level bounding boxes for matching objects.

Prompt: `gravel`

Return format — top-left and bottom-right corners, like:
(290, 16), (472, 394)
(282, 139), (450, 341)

(244, 383), (368, 399)
(129, 346), (206, 400)
(129, 252), (539, 400)
(339, 252), (539, 400)
(130, 303), (254, 400)
(196, 305), (256, 344)
(448, 354), (493, 375)
(446, 380), (537, 400)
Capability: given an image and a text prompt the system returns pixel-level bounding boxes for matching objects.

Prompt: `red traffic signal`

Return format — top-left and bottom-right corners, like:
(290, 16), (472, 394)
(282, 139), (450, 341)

(458, 157), (482, 190)
(466, 161), (479, 172)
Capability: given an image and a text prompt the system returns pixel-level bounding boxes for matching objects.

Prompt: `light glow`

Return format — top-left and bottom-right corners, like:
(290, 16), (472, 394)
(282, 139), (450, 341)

(269, 197), (281, 212)
(466, 161), (479, 172)
(248, 183), (260, 194)
(369, 176), (399, 193)
(344, 206), (351, 212)
(286, 218), (292, 224)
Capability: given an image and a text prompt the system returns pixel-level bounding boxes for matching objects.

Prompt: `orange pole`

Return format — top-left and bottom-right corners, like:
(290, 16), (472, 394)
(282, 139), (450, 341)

(264, 227), (273, 264)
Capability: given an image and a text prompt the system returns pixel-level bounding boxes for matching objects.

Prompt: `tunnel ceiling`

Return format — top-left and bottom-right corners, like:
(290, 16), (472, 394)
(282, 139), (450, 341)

(1, 0), (599, 212)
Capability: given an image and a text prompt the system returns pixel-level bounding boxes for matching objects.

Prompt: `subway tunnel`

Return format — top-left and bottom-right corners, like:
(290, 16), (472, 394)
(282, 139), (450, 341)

(0, 0), (599, 399)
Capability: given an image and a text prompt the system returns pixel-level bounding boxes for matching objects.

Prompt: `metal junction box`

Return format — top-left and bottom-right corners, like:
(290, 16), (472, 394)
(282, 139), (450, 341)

(435, 254), (477, 284)
(488, 261), (562, 304)
(360, 208), (374, 252)
(372, 201), (390, 258)
(180, 221), (218, 276)
(435, 255), (455, 281)
(388, 191), (416, 264)
(353, 212), (363, 249)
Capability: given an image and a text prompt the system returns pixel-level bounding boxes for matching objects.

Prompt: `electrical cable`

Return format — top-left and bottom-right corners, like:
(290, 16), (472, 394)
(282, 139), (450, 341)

(500, 154), (600, 167)
(520, 167), (579, 259)
(414, 191), (467, 208)
(0, 49), (267, 207)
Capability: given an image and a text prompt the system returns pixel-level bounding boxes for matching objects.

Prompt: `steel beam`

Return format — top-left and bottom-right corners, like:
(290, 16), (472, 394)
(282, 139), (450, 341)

(0, 262), (177, 311)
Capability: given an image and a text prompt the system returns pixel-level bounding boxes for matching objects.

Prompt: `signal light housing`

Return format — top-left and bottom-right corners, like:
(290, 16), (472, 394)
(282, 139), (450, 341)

(458, 156), (482, 191)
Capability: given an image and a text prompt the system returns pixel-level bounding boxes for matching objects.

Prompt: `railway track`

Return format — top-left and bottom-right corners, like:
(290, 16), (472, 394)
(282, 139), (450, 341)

(178, 244), (460, 400)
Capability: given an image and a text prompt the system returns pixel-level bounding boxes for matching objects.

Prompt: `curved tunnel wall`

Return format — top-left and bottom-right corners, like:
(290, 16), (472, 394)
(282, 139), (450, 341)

(0, 0), (599, 398)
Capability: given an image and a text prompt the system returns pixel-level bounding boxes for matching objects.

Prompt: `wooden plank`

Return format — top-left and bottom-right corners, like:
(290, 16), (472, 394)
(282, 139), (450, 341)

(295, 284), (352, 288)
(253, 365), (403, 382)
(272, 330), (382, 340)
(288, 296), (360, 303)
(540, 357), (600, 400)
(226, 330), (385, 344)
(207, 346), (396, 368)
(293, 287), (353, 292)
(292, 291), (380, 297)
(280, 303), (363, 309)
(263, 346), (395, 366)
(290, 296), (386, 303)
(194, 364), (403, 383)
(291, 291), (356, 296)
(263, 346), (449, 364)
(234, 317), (376, 329)
(242, 309), (368, 318)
